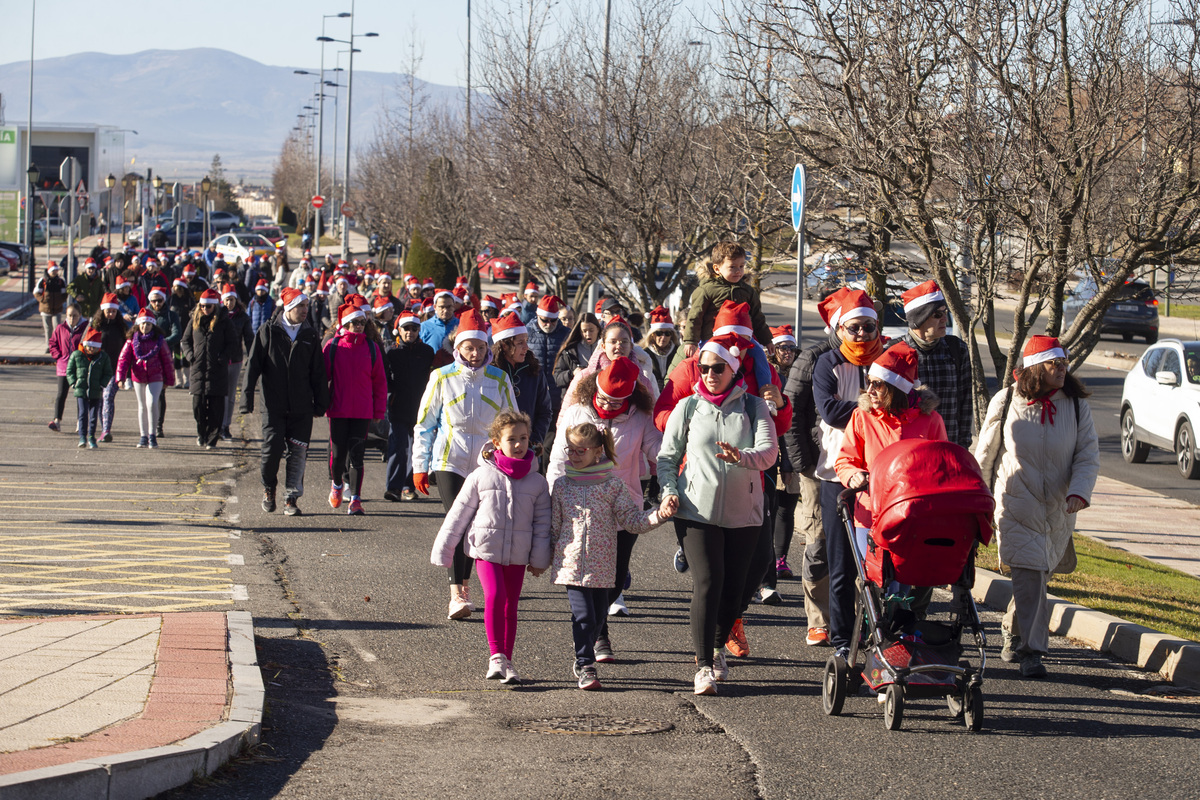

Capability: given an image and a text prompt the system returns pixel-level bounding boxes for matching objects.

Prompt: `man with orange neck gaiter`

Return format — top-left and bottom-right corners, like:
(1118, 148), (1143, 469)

(810, 288), (882, 660)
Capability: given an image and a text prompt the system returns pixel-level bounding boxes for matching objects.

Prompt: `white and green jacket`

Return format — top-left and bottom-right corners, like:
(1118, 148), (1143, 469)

(413, 354), (517, 478)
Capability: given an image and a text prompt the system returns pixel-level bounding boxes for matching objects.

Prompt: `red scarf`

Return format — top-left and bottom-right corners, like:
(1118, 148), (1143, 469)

(593, 394), (629, 419)
(1028, 396), (1058, 425)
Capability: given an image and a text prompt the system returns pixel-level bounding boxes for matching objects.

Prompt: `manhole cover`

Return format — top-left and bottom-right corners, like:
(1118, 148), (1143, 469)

(512, 715), (673, 736)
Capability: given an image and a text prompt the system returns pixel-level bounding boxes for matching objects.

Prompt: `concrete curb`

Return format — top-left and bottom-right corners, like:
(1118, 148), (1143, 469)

(0, 611), (263, 800)
(972, 569), (1200, 691)
(0, 299), (35, 322)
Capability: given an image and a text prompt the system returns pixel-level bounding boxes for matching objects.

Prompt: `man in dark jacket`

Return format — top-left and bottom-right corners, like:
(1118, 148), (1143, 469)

(525, 294), (570, 412)
(897, 280), (973, 448)
(240, 288), (330, 515)
(67, 258), (106, 317)
(382, 311), (435, 501)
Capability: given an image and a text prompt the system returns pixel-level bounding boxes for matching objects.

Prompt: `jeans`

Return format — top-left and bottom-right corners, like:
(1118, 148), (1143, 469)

(261, 411), (313, 500)
(385, 413), (415, 492)
(566, 586), (611, 667)
(101, 377), (118, 435)
(76, 397), (100, 439)
(41, 313), (60, 345)
(132, 381), (163, 438)
(822, 480), (858, 651)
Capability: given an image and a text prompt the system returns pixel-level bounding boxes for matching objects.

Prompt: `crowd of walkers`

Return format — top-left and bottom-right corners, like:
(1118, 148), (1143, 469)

(37, 238), (1099, 692)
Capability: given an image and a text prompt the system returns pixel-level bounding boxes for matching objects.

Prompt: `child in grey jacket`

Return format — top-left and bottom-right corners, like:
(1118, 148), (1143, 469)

(431, 410), (551, 685)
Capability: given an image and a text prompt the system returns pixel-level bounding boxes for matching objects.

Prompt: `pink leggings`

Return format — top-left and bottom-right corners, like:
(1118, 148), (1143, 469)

(474, 560), (526, 659)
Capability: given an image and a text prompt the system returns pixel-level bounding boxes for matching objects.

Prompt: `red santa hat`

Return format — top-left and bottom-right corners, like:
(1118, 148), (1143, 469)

(173, 278), (189, 290)
(818, 288), (850, 332)
(451, 286), (469, 304)
(100, 292), (121, 312)
(144, 257), (158, 267)
(503, 294), (523, 314)
(46, 260), (61, 273)
(594, 297), (605, 315)
(648, 306), (674, 331)
(491, 312), (528, 343)
(869, 341), (919, 394)
(281, 287), (306, 311)
(135, 307), (157, 326)
(337, 302), (366, 327)
(524, 281), (539, 297)
(372, 296), (394, 315)
(434, 289), (455, 303)
(220, 283), (238, 301)
(396, 310), (420, 328)
(423, 278), (436, 290)
(902, 280), (944, 316)
(700, 332), (750, 372)
(199, 289), (221, 306)
(315, 275), (330, 296)
(182, 266), (196, 278)
(454, 309), (490, 345)
(255, 279), (269, 292)
(83, 257), (97, 268)
(771, 325), (797, 347)
(1022, 335), (1067, 368)
(455, 275), (469, 288)
(597, 356), (640, 401)
(712, 300), (754, 338)
(81, 328), (103, 349)
(148, 287), (167, 301)
(114, 274), (128, 290)
(836, 289), (877, 327)
(480, 295), (501, 311)
(536, 294), (565, 319)
(335, 275), (349, 287)
(347, 293), (368, 309)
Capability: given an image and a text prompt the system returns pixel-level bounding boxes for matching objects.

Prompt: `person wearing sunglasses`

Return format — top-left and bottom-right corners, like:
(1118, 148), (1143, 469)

(811, 288), (884, 661)
(658, 332), (778, 695)
(975, 336), (1098, 679)
(899, 280), (974, 449)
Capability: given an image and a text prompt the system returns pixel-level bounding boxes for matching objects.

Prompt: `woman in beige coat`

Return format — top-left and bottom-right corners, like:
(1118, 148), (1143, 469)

(974, 336), (1099, 679)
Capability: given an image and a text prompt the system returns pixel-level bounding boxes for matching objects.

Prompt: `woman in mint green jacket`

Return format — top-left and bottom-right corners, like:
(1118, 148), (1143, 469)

(657, 332), (777, 696)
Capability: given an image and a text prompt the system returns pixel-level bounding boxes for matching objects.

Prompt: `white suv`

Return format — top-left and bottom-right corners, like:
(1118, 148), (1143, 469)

(1120, 339), (1200, 479)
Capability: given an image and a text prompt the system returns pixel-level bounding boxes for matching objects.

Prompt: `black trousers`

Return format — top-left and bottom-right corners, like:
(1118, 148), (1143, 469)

(743, 472), (777, 602)
(158, 389), (167, 431)
(676, 520), (759, 668)
(54, 376), (70, 421)
(192, 394), (223, 446)
(262, 412), (314, 501)
(822, 479), (858, 651)
(436, 470), (471, 583)
(328, 417), (369, 496)
(597, 530), (636, 640)
(567, 586), (611, 667)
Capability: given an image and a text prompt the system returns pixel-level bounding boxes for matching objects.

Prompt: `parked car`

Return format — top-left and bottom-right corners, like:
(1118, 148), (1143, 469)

(250, 215), (275, 228)
(251, 226), (287, 248)
(1120, 339), (1200, 479)
(479, 255), (521, 281)
(807, 251), (867, 299)
(0, 244), (24, 272)
(31, 221), (47, 246)
(208, 211), (242, 232)
(209, 231), (278, 264)
(1063, 276), (1159, 344)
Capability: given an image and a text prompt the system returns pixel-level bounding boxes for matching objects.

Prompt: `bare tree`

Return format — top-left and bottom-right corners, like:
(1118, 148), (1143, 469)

(271, 135), (316, 233)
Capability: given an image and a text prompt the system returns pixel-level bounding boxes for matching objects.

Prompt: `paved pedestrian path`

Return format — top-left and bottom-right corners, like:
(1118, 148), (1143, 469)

(1076, 475), (1200, 579)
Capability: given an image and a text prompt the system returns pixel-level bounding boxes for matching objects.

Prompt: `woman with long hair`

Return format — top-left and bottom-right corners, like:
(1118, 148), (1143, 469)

(553, 313), (601, 395)
(181, 290), (237, 449)
(220, 285), (254, 441)
(491, 313), (554, 451)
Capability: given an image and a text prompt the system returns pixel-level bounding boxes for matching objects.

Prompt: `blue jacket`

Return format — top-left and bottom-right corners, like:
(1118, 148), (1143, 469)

(249, 295), (276, 334)
(518, 301), (538, 326)
(420, 315), (458, 352)
(526, 319), (570, 412)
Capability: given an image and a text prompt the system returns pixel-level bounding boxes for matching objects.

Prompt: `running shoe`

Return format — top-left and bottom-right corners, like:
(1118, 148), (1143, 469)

(594, 638), (615, 663)
(693, 667), (717, 696)
(712, 650), (729, 681)
(759, 587), (782, 606)
(673, 547), (689, 574)
(262, 488), (276, 513)
(486, 654), (507, 680)
(805, 627), (829, 646)
(284, 498), (301, 516)
(328, 483), (343, 509)
(501, 659), (522, 685)
(608, 594), (629, 617)
(577, 663), (601, 691)
(725, 618), (749, 658)
(136, 436), (148, 448)
(47, 420), (59, 432)
(775, 557), (793, 579)
(347, 497), (365, 516)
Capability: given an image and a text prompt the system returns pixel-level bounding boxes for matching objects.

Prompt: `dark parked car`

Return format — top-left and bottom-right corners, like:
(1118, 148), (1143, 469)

(1063, 277), (1159, 344)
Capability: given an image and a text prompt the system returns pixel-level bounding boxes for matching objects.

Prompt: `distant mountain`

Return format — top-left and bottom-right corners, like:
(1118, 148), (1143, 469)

(0, 48), (466, 182)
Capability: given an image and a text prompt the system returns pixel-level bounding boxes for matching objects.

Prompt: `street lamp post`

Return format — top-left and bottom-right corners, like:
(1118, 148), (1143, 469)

(152, 174), (163, 225)
(201, 176), (212, 246)
(105, 173), (115, 253)
(26, 165), (39, 272)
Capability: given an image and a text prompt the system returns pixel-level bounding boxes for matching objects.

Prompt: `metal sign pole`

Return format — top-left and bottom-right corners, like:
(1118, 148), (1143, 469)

(790, 164), (807, 348)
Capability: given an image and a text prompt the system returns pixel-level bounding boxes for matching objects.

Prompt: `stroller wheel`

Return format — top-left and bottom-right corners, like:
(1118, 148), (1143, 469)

(946, 692), (965, 718)
(822, 655), (848, 716)
(883, 684), (904, 731)
(964, 686), (984, 732)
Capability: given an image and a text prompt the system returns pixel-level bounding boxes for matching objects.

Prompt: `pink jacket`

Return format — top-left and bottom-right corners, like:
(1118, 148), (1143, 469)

(49, 320), (87, 377)
(116, 335), (175, 387)
(323, 332), (387, 419)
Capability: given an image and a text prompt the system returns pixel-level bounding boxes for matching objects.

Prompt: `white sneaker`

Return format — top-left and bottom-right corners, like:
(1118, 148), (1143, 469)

(694, 667), (718, 696)
(448, 585), (471, 620)
(608, 593), (629, 617)
(462, 583), (476, 612)
(486, 654), (507, 680)
(712, 650), (729, 682)
(501, 659), (522, 685)
(759, 587), (782, 606)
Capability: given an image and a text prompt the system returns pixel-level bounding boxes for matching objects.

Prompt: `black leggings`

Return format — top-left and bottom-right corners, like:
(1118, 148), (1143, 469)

(54, 376), (70, 421)
(597, 530), (636, 640)
(436, 470), (470, 583)
(328, 418), (369, 496)
(676, 520), (759, 668)
(774, 490), (799, 561)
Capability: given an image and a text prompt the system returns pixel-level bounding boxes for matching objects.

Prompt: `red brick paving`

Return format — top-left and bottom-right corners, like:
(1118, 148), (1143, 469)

(0, 612), (230, 776)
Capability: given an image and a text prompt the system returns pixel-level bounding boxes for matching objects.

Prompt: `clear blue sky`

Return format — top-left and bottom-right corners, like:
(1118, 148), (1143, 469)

(0, 0), (475, 88)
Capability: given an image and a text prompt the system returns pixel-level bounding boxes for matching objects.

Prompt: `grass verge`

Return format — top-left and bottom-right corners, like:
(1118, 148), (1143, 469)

(975, 533), (1200, 643)
(285, 233), (339, 251)
(1163, 303), (1200, 320)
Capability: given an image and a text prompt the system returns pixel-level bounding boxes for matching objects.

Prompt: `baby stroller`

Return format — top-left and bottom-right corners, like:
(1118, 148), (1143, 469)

(823, 439), (995, 731)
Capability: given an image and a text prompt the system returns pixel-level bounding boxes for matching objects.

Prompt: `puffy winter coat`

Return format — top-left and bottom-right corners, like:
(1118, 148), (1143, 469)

(431, 453), (552, 569)
(682, 274), (773, 347)
(323, 333), (387, 420)
(49, 320), (88, 377)
(834, 389), (947, 528)
(496, 353), (554, 444)
(413, 354), (516, 477)
(66, 271), (105, 317)
(547, 401), (662, 501)
(384, 337), (436, 427)
(116, 334), (176, 386)
(35, 274), (67, 315)
(974, 387), (1099, 573)
(527, 319), (570, 410)
(240, 316), (329, 417)
(550, 468), (662, 588)
(553, 341), (592, 394)
(249, 295), (276, 334)
(67, 349), (114, 400)
(658, 385), (778, 529)
(154, 307), (183, 351)
(181, 308), (237, 396)
(782, 336), (834, 475)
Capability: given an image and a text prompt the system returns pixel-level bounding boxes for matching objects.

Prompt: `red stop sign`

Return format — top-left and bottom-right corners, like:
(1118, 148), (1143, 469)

(311, 195), (325, 208)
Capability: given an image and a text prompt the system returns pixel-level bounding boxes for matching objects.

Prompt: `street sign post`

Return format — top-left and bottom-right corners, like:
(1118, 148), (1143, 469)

(59, 157), (80, 281)
(340, 202), (355, 219)
(791, 164), (807, 343)
(311, 195), (325, 208)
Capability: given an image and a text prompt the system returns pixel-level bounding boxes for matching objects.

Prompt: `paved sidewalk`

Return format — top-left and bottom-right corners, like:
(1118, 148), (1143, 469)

(1077, 475), (1200, 579)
